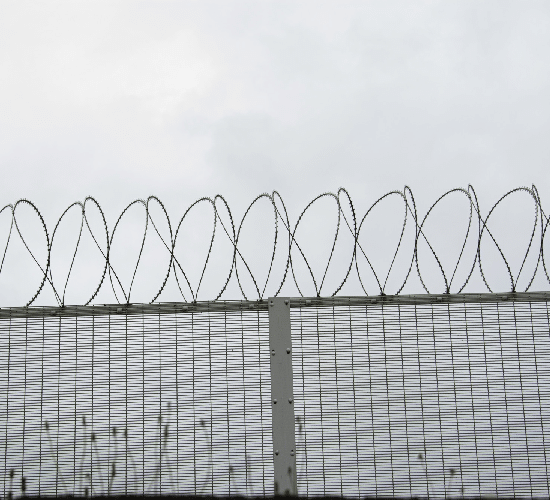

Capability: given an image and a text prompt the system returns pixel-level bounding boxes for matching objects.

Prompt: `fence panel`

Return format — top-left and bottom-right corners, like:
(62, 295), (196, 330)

(0, 303), (273, 498)
(290, 295), (550, 498)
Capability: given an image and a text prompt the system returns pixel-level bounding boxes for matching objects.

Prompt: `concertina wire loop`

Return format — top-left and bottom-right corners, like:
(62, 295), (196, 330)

(0, 185), (548, 307)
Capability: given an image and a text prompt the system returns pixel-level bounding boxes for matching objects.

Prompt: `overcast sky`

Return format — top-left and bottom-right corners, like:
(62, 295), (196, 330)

(1, 1), (549, 305)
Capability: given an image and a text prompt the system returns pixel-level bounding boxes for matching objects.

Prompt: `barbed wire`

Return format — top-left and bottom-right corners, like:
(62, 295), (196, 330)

(0, 185), (548, 306)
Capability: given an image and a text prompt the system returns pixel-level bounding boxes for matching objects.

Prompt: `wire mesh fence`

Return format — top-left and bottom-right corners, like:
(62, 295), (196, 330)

(1, 293), (550, 498)
(0, 302), (273, 498)
(290, 295), (550, 498)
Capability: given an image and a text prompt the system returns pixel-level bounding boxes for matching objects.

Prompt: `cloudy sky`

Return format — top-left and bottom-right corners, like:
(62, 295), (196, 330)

(1, 1), (549, 305)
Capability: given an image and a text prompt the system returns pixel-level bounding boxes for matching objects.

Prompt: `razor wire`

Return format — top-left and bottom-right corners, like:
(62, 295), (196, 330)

(1, 185), (549, 307)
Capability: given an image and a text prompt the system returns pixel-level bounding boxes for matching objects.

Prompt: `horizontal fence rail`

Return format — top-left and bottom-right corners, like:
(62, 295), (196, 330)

(1, 185), (549, 306)
(1, 292), (550, 498)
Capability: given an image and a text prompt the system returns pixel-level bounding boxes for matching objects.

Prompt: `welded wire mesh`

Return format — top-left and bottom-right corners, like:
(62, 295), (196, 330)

(2, 294), (550, 499)
(290, 296), (550, 498)
(0, 303), (273, 498)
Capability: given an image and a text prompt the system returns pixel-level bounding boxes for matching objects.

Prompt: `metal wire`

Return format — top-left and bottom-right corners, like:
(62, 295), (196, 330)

(290, 294), (550, 498)
(1, 186), (549, 306)
(1, 293), (550, 498)
(0, 302), (273, 498)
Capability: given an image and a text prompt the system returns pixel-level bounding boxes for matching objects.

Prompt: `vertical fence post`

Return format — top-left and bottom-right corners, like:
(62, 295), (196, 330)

(269, 297), (297, 496)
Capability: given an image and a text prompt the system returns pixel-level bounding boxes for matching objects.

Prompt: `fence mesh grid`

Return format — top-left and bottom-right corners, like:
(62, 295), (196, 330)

(1, 296), (550, 498)
(0, 304), (273, 498)
(291, 299), (550, 498)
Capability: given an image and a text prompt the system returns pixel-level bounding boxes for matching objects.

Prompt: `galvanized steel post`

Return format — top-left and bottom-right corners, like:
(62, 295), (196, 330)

(269, 297), (297, 496)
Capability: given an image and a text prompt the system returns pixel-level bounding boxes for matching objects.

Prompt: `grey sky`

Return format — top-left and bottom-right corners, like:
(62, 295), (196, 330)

(0, 1), (549, 305)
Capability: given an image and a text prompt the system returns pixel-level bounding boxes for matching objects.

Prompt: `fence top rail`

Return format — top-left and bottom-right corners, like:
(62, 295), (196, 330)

(0, 291), (549, 319)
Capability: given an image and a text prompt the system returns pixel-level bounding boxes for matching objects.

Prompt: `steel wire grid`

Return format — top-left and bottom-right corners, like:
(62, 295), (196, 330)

(0, 302), (273, 498)
(290, 296), (550, 498)
(1, 294), (550, 499)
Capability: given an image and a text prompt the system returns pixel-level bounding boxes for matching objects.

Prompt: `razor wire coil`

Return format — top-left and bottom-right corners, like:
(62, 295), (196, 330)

(1, 185), (549, 306)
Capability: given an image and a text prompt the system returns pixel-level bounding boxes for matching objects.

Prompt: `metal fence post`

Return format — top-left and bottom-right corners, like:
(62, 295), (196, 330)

(269, 297), (297, 496)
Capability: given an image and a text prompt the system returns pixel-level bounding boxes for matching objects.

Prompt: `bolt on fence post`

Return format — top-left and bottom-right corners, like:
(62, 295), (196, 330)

(269, 297), (297, 496)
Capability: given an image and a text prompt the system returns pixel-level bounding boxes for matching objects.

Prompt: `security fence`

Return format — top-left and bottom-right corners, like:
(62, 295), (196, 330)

(2, 292), (550, 498)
